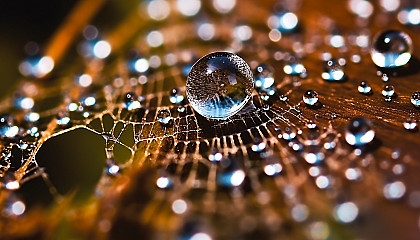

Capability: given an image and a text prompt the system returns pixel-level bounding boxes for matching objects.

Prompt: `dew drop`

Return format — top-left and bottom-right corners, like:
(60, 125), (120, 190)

(123, 92), (141, 110)
(169, 88), (185, 104)
(303, 90), (319, 106)
(186, 52), (254, 119)
(254, 64), (275, 89)
(345, 118), (375, 146)
(382, 85), (395, 101)
(371, 30), (412, 68)
(411, 91), (420, 107)
(321, 59), (345, 81)
(403, 118), (417, 130)
(157, 109), (173, 125)
(105, 158), (120, 176)
(283, 62), (306, 76)
(358, 81), (371, 94)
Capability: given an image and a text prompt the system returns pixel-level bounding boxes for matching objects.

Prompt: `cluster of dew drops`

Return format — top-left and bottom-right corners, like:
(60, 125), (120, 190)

(1, 0), (420, 239)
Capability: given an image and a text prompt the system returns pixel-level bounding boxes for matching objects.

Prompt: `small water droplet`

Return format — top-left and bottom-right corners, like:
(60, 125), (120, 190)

(382, 85), (395, 101)
(123, 92), (141, 110)
(411, 91), (420, 107)
(157, 109), (173, 125)
(358, 81), (372, 94)
(186, 52), (254, 119)
(105, 158), (120, 176)
(345, 118), (375, 146)
(303, 90), (319, 106)
(254, 64), (275, 89)
(19, 55), (54, 78)
(403, 118), (417, 130)
(381, 73), (389, 82)
(169, 88), (185, 104)
(282, 126), (297, 140)
(371, 30), (412, 68)
(156, 176), (173, 189)
(321, 59), (345, 81)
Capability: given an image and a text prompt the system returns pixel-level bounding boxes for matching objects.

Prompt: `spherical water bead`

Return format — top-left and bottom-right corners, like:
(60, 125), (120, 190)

(267, 11), (298, 33)
(345, 118), (375, 146)
(254, 65), (275, 89)
(403, 118), (417, 130)
(303, 90), (319, 106)
(186, 52), (254, 119)
(157, 109), (172, 125)
(105, 158), (120, 176)
(56, 112), (71, 126)
(19, 55), (54, 78)
(371, 30), (412, 68)
(411, 91), (420, 107)
(382, 85), (395, 101)
(0, 116), (19, 138)
(123, 92), (141, 110)
(321, 60), (344, 81)
(169, 88), (184, 104)
(358, 81), (372, 94)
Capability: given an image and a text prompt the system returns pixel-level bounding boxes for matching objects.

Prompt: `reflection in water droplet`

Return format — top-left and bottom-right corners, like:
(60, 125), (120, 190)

(186, 52), (254, 119)
(371, 30), (412, 68)
(283, 63), (306, 76)
(345, 118), (375, 146)
(303, 90), (319, 105)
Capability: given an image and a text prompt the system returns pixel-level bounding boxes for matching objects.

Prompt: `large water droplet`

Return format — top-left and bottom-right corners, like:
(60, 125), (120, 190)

(345, 118), (375, 146)
(186, 52), (254, 119)
(371, 30), (412, 68)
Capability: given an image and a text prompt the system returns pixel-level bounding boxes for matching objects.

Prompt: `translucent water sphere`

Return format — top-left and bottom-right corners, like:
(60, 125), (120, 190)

(186, 52), (254, 119)
(411, 91), (420, 107)
(254, 64), (275, 89)
(345, 118), (375, 146)
(358, 81), (372, 94)
(303, 90), (319, 106)
(371, 30), (412, 68)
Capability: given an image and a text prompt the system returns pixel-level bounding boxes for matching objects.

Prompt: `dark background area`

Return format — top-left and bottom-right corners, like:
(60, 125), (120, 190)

(0, 0), (78, 97)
